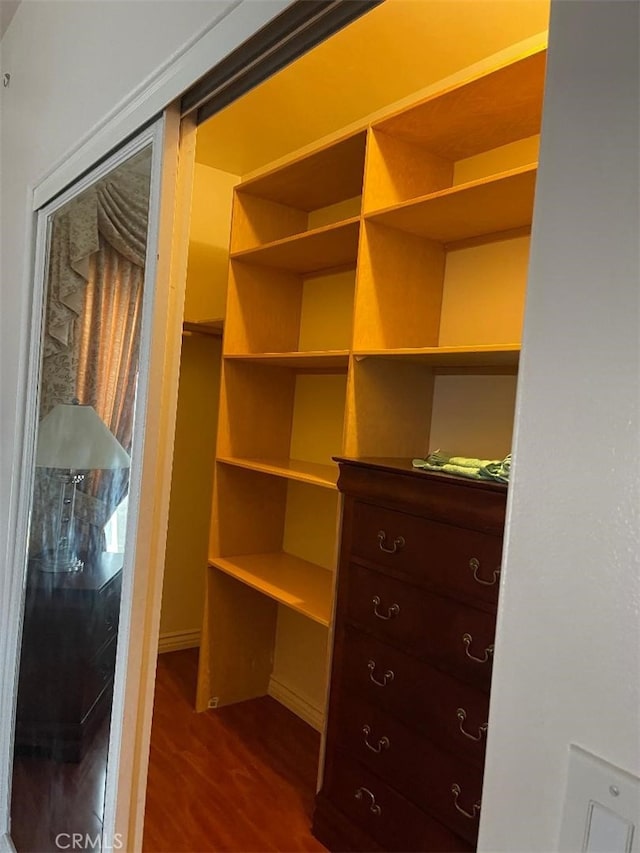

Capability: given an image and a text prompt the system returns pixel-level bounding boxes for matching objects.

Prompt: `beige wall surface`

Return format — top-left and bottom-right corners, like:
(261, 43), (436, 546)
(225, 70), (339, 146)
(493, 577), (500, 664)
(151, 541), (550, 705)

(184, 163), (240, 323)
(160, 333), (221, 640)
(160, 162), (238, 644)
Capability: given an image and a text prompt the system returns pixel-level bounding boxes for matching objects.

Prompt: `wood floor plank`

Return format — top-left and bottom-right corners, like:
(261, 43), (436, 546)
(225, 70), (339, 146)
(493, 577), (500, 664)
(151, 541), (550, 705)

(143, 649), (327, 853)
(11, 717), (109, 852)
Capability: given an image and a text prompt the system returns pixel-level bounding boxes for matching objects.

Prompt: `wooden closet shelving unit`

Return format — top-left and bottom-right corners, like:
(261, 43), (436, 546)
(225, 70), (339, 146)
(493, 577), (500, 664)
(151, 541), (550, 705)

(196, 47), (547, 726)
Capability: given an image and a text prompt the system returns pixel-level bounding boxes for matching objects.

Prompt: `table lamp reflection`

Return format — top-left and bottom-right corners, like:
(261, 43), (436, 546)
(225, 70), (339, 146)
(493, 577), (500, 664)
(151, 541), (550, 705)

(33, 400), (130, 572)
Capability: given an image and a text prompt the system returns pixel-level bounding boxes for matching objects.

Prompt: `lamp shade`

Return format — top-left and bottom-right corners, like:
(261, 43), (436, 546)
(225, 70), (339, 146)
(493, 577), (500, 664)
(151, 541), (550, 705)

(36, 403), (131, 470)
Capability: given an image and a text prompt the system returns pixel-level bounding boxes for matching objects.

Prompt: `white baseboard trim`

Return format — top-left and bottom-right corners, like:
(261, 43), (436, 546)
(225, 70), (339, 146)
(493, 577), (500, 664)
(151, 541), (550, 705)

(157, 629), (200, 654)
(268, 676), (324, 732)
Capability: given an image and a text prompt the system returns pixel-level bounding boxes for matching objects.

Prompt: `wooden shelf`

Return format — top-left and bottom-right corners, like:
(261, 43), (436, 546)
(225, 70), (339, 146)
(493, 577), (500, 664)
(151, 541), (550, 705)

(211, 552), (333, 626)
(217, 456), (338, 489)
(198, 49), (545, 718)
(183, 318), (224, 337)
(366, 165), (537, 244)
(237, 132), (367, 211)
(354, 345), (520, 369)
(374, 49), (546, 162)
(224, 351), (350, 369)
(230, 219), (360, 274)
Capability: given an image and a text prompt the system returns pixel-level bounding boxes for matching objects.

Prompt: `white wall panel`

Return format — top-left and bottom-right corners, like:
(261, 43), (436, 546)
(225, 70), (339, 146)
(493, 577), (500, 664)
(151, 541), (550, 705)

(479, 2), (640, 849)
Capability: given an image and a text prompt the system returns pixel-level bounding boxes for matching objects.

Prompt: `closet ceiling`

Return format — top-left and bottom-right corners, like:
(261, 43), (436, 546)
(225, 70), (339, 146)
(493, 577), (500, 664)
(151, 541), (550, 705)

(196, 0), (550, 177)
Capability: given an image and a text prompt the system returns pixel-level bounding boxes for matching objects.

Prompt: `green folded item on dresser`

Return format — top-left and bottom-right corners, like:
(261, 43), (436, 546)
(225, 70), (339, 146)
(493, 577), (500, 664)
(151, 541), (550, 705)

(480, 455), (511, 483)
(412, 451), (511, 483)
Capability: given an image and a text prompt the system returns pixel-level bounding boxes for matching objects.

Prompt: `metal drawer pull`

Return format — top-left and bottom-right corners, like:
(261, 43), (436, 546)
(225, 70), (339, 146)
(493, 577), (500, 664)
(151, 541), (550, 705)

(362, 724), (390, 753)
(372, 595), (400, 620)
(462, 633), (494, 664)
(451, 784), (481, 820)
(377, 530), (405, 554)
(456, 708), (488, 742)
(469, 557), (500, 587)
(355, 786), (381, 816)
(367, 659), (394, 687)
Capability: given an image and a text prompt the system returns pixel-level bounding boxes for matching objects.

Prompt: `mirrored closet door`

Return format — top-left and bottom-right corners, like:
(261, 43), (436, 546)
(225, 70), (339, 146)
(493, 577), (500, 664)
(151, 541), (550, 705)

(8, 122), (168, 853)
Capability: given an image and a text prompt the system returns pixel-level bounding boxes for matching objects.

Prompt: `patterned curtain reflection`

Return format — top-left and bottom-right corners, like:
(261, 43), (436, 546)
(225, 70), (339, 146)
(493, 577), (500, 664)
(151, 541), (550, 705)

(30, 152), (150, 559)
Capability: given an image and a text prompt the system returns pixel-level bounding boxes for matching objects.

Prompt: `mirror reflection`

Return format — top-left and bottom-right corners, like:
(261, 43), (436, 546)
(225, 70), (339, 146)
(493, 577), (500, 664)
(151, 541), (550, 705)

(11, 145), (153, 852)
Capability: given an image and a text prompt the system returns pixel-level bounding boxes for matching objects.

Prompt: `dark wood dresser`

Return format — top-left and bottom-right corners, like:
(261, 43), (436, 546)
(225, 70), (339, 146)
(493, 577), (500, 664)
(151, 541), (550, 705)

(15, 552), (122, 761)
(312, 458), (507, 852)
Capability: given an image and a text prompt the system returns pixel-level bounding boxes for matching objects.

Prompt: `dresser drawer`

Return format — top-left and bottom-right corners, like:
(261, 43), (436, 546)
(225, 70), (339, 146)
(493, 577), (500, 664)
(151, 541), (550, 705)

(338, 627), (490, 765)
(87, 571), (122, 657)
(332, 692), (484, 844)
(350, 501), (503, 607)
(324, 748), (472, 852)
(82, 636), (117, 720)
(346, 563), (495, 690)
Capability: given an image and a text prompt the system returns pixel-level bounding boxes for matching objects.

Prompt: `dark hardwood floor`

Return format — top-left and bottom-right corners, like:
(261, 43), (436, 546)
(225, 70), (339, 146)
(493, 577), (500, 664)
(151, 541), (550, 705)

(11, 717), (109, 852)
(143, 649), (327, 853)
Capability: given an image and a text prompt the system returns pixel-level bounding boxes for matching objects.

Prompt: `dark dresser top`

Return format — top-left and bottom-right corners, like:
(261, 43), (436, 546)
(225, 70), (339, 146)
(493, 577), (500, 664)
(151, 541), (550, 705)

(27, 551), (124, 594)
(333, 457), (507, 535)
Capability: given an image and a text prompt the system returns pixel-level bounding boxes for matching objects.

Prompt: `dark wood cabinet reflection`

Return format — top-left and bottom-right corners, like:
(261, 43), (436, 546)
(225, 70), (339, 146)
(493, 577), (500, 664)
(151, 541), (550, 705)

(15, 552), (122, 762)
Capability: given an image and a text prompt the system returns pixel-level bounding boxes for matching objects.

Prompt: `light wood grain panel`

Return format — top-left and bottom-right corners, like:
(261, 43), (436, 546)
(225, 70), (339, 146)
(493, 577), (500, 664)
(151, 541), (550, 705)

(298, 268), (356, 352)
(353, 346), (520, 369)
(289, 373), (347, 467)
(445, 224), (531, 252)
(272, 609), (329, 731)
(224, 261), (302, 354)
(363, 128), (453, 211)
(212, 552), (333, 626)
(185, 241), (231, 325)
(211, 463), (288, 559)
(182, 318), (223, 337)
(207, 567), (278, 706)
(283, 481), (340, 572)
(236, 131), (367, 211)
(230, 219), (360, 274)
(217, 456), (338, 489)
(367, 164), (537, 244)
(454, 134), (540, 185)
(196, 569), (213, 712)
(231, 191), (308, 252)
(374, 49), (546, 161)
(439, 234), (530, 346)
(353, 220), (445, 350)
(217, 360), (296, 460)
(344, 357), (434, 459)
(429, 374), (518, 459)
(224, 352), (350, 368)
(184, 164), (239, 322)
(307, 196), (362, 229)
(161, 333), (220, 640)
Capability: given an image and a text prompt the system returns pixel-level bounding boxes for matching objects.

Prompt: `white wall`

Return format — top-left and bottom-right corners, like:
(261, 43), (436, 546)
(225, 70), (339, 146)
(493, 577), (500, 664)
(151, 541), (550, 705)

(479, 2), (640, 850)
